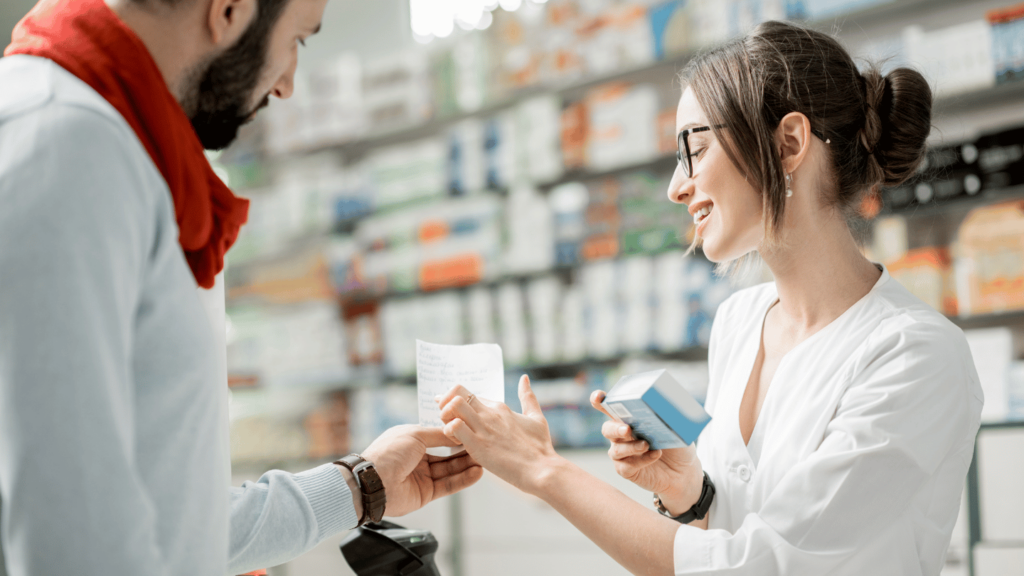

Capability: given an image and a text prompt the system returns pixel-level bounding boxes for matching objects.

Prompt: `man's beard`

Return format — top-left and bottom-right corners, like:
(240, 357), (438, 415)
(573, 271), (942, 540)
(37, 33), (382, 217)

(182, 2), (283, 150)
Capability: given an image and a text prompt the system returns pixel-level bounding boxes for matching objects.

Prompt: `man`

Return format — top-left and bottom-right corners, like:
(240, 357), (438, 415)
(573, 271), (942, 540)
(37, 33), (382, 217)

(0, 0), (482, 574)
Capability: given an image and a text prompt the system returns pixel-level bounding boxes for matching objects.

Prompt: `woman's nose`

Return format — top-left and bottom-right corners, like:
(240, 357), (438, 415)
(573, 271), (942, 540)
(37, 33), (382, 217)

(666, 164), (694, 204)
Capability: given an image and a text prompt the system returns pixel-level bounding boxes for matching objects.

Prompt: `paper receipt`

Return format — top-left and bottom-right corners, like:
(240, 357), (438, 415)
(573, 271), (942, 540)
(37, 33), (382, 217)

(417, 340), (505, 456)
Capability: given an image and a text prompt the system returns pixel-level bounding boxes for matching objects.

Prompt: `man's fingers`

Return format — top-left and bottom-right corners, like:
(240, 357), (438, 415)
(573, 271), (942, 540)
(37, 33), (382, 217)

(412, 425), (463, 448)
(429, 452), (479, 479)
(518, 375), (543, 418)
(601, 420), (635, 441)
(590, 390), (614, 419)
(431, 464), (484, 500)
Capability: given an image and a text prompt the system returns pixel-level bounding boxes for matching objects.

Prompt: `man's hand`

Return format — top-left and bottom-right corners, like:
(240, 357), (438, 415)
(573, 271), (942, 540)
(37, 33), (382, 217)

(353, 425), (483, 518)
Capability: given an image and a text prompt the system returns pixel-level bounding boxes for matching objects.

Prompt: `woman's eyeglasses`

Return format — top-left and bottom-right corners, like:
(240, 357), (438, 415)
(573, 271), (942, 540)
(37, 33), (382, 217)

(676, 124), (830, 178)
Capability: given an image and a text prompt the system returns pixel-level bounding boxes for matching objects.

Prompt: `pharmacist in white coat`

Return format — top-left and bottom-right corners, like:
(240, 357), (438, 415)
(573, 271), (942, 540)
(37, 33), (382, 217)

(436, 21), (983, 576)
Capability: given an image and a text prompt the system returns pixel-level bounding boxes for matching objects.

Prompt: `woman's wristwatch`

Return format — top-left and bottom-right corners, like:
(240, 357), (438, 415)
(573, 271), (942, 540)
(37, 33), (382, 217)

(335, 454), (387, 526)
(654, 472), (716, 524)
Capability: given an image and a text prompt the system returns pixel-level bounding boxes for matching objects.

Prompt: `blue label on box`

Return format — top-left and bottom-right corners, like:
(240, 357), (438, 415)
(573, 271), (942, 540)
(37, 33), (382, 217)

(608, 399), (687, 450)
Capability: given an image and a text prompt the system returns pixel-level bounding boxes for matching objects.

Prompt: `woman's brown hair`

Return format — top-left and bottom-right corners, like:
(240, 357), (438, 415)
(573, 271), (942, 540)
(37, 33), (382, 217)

(681, 20), (932, 246)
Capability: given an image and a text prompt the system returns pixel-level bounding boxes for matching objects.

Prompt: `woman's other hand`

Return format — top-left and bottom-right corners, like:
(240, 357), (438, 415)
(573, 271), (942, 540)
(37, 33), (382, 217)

(436, 375), (563, 496)
(590, 390), (705, 516)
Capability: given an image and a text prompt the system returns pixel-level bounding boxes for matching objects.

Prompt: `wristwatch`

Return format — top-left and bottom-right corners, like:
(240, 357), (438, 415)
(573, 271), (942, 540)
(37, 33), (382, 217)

(335, 454), (387, 526)
(654, 472), (715, 524)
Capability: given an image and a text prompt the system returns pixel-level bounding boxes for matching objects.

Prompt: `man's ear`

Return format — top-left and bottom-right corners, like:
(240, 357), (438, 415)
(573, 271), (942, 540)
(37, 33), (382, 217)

(206, 0), (257, 48)
(776, 111), (812, 174)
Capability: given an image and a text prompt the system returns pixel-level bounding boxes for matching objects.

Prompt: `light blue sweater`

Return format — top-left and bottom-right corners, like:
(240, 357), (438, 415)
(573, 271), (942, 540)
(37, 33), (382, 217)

(0, 55), (358, 575)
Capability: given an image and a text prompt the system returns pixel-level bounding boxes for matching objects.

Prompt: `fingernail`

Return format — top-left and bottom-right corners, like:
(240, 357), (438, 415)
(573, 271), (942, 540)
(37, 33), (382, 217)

(434, 395), (441, 403)
(619, 425), (629, 436)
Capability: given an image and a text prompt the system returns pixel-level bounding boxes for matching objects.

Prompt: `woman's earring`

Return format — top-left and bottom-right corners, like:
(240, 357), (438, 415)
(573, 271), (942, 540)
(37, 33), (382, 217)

(785, 173), (794, 198)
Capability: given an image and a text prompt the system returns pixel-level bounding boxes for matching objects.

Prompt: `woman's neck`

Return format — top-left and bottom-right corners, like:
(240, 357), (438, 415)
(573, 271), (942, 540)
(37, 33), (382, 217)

(759, 206), (881, 333)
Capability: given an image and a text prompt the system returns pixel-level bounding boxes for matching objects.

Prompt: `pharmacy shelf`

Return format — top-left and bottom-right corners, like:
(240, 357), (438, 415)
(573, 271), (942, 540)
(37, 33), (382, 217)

(951, 310), (1024, 331)
(883, 184), (1024, 219)
(268, 0), (982, 161)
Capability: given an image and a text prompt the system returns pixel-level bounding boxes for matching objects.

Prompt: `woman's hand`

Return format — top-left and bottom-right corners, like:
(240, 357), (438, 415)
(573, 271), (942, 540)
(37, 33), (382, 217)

(590, 390), (704, 515)
(436, 375), (563, 496)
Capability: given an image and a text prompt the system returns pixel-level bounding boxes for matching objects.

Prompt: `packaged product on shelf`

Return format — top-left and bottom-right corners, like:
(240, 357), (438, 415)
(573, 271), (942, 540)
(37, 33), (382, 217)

(526, 275), (563, 364)
(620, 172), (683, 256)
(582, 177), (622, 261)
(348, 384), (420, 451)
(361, 50), (432, 130)
(585, 82), (659, 171)
(497, 282), (530, 367)
(226, 302), (351, 390)
(954, 200), (1024, 316)
(964, 328), (1023, 423)
(418, 196), (503, 290)
(976, 125), (1024, 192)
(504, 185), (556, 275)
(465, 286), (498, 347)
(433, 34), (490, 116)
(882, 143), (982, 210)
(366, 137), (447, 208)
(331, 162), (374, 226)
(689, 0), (731, 47)
(886, 247), (957, 316)
(447, 119), (487, 196)
(303, 52), (366, 147)
(227, 245), (335, 305)
(341, 299), (384, 366)
(531, 377), (606, 448)
(787, 0), (889, 20)
(516, 95), (564, 183)
(903, 20), (995, 98)
(304, 391), (352, 460)
(416, 292), (467, 347)
(380, 297), (418, 376)
(648, 0), (693, 60)
(725, 0), (785, 39)
(619, 256), (655, 353)
(576, 3), (656, 76)
(537, 0), (585, 83)
(550, 182), (589, 267)
(652, 252), (732, 350)
(560, 100), (588, 171)
(483, 112), (520, 190)
(871, 215), (909, 266)
(561, 284), (588, 362)
(582, 260), (620, 359)
(986, 3), (1024, 85)
(491, 8), (541, 91)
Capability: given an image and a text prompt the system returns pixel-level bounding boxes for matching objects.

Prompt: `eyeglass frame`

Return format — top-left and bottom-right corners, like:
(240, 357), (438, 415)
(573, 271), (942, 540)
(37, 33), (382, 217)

(676, 124), (830, 178)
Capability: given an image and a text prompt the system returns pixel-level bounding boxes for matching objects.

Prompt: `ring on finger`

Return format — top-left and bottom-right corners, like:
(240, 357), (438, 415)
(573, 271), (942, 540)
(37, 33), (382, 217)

(465, 393), (476, 406)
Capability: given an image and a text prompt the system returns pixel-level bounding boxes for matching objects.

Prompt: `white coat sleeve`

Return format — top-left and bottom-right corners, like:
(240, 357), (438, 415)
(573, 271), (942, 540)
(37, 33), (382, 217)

(0, 106), (171, 575)
(672, 319), (981, 575)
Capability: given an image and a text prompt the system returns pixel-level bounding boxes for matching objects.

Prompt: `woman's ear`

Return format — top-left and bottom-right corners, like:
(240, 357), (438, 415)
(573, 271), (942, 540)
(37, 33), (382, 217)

(776, 111), (812, 174)
(206, 0), (257, 48)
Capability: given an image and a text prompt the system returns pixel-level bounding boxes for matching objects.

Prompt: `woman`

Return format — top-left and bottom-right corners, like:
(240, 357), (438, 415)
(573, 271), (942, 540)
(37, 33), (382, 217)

(436, 20), (983, 576)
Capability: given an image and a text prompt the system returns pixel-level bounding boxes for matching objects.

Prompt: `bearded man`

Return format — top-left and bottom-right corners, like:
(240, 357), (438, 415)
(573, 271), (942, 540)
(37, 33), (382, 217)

(0, 1), (482, 574)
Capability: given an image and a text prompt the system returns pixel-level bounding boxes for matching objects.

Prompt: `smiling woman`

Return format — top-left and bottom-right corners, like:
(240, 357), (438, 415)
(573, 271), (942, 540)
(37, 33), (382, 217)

(437, 18), (983, 576)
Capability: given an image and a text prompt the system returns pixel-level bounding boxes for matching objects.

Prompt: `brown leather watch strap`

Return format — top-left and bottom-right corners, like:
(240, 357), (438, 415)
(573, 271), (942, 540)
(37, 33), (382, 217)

(335, 454), (387, 526)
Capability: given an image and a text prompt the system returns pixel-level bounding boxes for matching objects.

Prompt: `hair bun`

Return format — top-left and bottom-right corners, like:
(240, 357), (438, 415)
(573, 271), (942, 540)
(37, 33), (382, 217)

(860, 66), (932, 188)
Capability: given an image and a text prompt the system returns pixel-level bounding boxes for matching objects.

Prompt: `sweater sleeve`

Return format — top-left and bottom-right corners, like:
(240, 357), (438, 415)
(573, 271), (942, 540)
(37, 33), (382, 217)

(0, 105), (171, 574)
(227, 464), (359, 574)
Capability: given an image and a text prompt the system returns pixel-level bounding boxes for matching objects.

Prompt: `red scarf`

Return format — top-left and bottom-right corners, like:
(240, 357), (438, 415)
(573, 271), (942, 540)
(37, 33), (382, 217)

(5, 0), (249, 289)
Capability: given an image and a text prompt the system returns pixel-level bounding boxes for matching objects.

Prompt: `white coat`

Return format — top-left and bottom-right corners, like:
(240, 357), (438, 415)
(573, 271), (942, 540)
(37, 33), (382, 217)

(674, 266), (983, 575)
